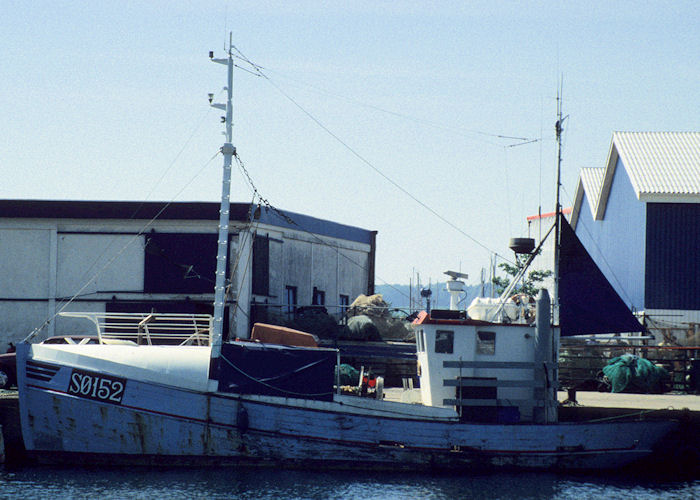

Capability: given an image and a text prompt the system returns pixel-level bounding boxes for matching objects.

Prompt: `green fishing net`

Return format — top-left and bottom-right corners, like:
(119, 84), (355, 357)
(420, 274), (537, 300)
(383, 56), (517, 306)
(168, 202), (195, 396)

(335, 363), (360, 386)
(602, 353), (669, 393)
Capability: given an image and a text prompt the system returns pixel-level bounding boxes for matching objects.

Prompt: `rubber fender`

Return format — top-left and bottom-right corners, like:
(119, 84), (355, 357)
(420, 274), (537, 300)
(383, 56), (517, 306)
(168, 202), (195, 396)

(237, 405), (249, 433)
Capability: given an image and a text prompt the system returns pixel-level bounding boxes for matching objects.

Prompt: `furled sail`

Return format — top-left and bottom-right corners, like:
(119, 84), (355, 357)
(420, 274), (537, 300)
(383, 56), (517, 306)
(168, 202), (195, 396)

(558, 216), (644, 336)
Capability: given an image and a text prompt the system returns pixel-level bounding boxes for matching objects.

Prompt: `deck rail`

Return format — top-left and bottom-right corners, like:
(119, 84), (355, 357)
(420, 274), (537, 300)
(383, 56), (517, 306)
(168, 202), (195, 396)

(58, 312), (213, 346)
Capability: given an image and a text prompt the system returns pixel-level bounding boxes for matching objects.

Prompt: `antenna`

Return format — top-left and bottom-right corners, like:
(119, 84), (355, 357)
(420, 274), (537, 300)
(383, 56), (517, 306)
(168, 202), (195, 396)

(444, 271), (468, 310)
(420, 287), (432, 314)
(553, 76), (566, 324)
(444, 270), (469, 281)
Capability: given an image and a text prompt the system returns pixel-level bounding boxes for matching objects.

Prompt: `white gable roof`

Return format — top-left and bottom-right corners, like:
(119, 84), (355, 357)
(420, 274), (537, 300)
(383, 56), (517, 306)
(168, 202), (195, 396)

(614, 131), (700, 201)
(570, 168), (604, 229)
(572, 132), (700, 226)
(580, 167), (605, 213)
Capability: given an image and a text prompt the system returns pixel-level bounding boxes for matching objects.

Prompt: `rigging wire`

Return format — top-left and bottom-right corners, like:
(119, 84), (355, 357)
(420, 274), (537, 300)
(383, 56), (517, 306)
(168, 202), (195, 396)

(219, 353), (334, 397)
(30, 43), (548, 339)
(538, 95), (544, 243)
(24, 150), (223, 342)
(507, 138), (539, 148)
(239, 58), (539, 147)
(559, 183), (636, 307)
(230, 51), (513, 264)
(134, 92), (222, 213)
(223, 195), (261, 324)
(233, 154), (412, 301)
(68, 100), (220, 298)
(554, 105), (636, 311)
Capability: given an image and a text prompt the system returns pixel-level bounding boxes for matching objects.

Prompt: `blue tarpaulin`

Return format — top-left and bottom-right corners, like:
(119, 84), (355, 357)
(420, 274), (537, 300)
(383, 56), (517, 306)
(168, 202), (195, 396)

(216, 342), (336, 401)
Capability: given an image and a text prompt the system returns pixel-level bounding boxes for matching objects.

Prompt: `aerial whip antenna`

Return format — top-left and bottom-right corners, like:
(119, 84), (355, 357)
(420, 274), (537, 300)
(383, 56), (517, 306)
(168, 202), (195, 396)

(553, 77), (567, 324)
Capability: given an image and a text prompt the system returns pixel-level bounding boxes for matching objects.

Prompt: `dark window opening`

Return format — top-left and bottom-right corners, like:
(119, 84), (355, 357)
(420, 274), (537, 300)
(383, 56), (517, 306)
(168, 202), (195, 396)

(312, 287), (325, 306)
(252, 234), (270, 296)
(339, 294), (349, 313)
(456, 377), (497, 401)
(144, 233), (218, 294)
(285, 286), (297, 316)
(456, 377), (506, 423)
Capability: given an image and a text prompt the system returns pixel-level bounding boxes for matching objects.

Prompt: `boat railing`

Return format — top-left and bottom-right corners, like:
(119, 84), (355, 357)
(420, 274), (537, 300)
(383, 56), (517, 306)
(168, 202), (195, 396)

(58, 312), (213, 346)
(559, 343), (700, 393)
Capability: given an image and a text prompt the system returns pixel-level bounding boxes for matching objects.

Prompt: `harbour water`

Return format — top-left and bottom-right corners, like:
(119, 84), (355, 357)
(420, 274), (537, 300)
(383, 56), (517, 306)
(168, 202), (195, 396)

(0, 467), (697, 499)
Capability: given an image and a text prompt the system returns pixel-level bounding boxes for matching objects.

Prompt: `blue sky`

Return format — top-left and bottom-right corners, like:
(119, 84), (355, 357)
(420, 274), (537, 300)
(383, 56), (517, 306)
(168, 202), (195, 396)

(2, 1), (698, 286)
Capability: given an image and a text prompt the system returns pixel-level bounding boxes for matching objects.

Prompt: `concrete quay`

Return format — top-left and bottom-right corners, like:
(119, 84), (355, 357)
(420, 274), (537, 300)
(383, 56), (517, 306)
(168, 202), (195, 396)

(558, 390), (700, 411)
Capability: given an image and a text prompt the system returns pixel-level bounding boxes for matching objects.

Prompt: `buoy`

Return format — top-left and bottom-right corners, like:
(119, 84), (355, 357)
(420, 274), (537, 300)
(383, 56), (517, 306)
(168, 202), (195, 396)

(375, 376), (384, 400)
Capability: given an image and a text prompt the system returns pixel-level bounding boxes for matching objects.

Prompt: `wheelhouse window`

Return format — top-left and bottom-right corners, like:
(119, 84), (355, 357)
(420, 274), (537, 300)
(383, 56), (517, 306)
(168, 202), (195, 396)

(476, 331), (496, 355)
(416, 329), (425, 352)
(435, 330), (454, 354)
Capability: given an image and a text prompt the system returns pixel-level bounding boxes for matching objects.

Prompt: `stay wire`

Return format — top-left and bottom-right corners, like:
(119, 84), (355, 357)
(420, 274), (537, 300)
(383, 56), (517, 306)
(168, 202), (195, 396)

(219, 353), (334, 397)
(223, 195), (261, 324)
(228, 46), (520, 265)
(233, 154), (413, 301)
(68, 102), (220, 299)
(24, 150), (222, 342)
(256, 65), (539, 147)
(256, 72), (512, 264)
(560, 185), (635, 307)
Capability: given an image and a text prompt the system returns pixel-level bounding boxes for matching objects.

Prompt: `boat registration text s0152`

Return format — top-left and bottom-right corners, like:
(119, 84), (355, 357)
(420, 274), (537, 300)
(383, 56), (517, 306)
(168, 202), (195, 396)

(67, 369), (126, 404)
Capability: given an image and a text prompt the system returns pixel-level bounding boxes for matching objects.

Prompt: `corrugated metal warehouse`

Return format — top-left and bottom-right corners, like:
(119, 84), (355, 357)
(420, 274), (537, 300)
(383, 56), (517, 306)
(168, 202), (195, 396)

(0, 200), (376, 348)
(570, 131), (700, 344)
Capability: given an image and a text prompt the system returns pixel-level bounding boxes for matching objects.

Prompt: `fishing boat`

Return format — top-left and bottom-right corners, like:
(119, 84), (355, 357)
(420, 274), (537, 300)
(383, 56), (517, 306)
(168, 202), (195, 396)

(15, 42), (675, 470)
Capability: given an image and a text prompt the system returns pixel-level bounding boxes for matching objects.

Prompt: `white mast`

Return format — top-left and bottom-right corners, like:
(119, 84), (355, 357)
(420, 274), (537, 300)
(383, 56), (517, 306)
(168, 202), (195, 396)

(209, 34), (235, 369)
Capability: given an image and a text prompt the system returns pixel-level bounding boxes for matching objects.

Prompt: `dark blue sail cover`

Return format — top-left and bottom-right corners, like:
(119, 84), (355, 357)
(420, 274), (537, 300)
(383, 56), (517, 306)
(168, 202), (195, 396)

(216, 342), (336, 401)
(559, 216), (644, 336)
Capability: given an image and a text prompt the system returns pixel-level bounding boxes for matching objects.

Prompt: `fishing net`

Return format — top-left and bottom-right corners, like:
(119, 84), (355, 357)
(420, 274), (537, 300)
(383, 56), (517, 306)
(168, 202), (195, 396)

(602, 353), (669, 393)
(335, 363), (360, 386)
